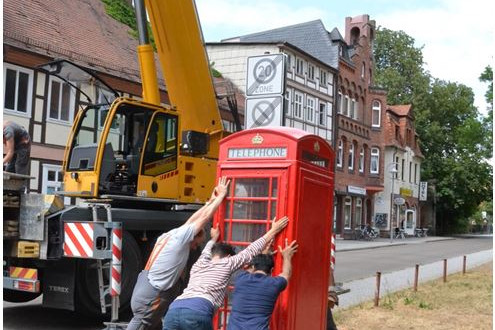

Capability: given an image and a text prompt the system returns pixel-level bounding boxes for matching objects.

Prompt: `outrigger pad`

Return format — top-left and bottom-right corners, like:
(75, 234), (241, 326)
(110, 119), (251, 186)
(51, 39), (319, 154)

(42, 259), (76, 311)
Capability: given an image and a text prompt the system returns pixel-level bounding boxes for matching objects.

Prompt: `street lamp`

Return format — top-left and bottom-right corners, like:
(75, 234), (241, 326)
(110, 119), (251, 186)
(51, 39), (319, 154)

(387, 163), (399, 243)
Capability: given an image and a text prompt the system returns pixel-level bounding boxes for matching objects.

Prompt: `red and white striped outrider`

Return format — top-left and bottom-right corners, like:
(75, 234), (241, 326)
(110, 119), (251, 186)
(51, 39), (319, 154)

(330, 233), (336, 270)
(64, 222), (95, 258)
(111, 227), (122, 296)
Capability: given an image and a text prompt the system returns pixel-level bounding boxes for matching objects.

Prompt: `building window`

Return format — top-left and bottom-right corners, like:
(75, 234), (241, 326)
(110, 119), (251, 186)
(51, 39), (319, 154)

(320, 69), (327, 85)
(353, 100), (359, 120)
(98, 89), (116, 105)
(395, 156), (400, 179)
(337, 140), (343, 168)
(344, 197), (352, 229)
(48, 76), (76, 123)
(370, 147), (379, 174)
(348, 143), (355, 171)
(359, 147), (364, 173)
(343, 95), (349, 117)
(306, 97), (315, 122)
(414, 163), (418, 184)
(286, 54), (292, 72)
(42, 164), (70, 205)
(328, 72), (334, 96)
(222, 120), (236, 133)
(284, 89), (291, 116)
(401, 159), (405, 181)
(296, 58), (304, 76)
(372, 100), (381, 127)
(409, 161), (413, 183)
(318, 103), (326, 126)
(3, 63), (33, 116)
(294, 91), (303, 119)
(350, 98), (356, 119)
(308, 64), (315, 81)
(356, 198), (363, 226)
(361, 62), (365, 79)
(338, 92), (343, 114)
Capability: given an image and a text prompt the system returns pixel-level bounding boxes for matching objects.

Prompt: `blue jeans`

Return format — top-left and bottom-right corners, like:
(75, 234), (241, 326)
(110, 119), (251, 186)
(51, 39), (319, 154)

(163, 307), (213, 330)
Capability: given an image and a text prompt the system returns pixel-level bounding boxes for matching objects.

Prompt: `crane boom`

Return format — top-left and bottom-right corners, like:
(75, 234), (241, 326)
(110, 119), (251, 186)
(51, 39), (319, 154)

(144, 0), (224, 158)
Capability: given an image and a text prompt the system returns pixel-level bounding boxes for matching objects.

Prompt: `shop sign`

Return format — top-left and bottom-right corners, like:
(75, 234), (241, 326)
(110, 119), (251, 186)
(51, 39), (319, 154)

(419, 182), (428, 201)
(400, 188), (413, 197)
(347, 185), (366, 195)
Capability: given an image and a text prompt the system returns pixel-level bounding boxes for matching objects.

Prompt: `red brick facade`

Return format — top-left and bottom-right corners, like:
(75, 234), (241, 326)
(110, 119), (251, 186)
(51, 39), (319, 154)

(334, 15), (388, 237)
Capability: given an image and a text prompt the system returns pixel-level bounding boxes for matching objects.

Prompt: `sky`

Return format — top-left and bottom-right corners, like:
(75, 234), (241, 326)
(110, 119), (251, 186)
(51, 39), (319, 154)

(196, 0), (494, 115)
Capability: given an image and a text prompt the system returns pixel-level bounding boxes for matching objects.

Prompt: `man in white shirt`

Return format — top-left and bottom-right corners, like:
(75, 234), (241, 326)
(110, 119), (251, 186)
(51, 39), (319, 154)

(127, 177), (230, 330)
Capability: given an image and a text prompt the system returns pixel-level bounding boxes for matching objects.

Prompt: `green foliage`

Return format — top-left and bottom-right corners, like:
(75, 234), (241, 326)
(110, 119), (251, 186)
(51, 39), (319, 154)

(403, 296), (414, 305)
(374, 28), (493, 234)
(373, 27), (431, 106)
(101, 0), (156, 49)
(101, 0), (136, 30)
(479, 66), (493, 105)
(381, 296), (395, 310)
(418, 301), (432, 309)
(210, 62), (223, 78)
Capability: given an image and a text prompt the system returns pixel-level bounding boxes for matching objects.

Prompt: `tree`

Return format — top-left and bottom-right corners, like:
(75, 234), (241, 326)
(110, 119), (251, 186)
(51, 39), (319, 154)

(373, 27), (431, 107)
(479, 66), (493, 151)
(479, 66), (493, 107)
(374, 28), (493, 234)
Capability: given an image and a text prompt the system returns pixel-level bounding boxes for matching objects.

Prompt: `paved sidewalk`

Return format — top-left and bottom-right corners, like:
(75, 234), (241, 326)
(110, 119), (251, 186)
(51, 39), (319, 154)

(336, 236), (456, 252)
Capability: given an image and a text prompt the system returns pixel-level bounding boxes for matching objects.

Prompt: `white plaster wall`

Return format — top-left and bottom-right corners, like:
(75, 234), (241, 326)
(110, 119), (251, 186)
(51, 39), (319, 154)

(45, 122), (72, 146)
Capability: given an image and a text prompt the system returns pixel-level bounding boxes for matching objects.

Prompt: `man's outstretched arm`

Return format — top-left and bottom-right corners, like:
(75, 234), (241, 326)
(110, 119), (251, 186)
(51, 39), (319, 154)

(186, 176), (230, 234)
(278, 239), (298, 281)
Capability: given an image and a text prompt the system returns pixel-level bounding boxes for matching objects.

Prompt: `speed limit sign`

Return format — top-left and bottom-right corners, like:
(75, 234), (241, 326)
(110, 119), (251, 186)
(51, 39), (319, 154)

(246, 54), (285, 96)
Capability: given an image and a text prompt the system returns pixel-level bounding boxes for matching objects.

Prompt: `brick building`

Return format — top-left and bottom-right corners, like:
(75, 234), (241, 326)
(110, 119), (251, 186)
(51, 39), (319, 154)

(374, 104), (423, 236)
(333, 15), (388, 237)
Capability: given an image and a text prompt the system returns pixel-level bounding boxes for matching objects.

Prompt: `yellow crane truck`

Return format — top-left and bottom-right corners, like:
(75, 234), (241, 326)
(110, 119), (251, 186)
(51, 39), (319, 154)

(3, 0), (235, 318)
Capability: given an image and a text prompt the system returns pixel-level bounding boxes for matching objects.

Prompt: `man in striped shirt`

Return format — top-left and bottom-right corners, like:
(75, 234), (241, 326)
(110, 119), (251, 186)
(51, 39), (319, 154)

(127, 177), (230, 330)
(163, 216), (289, 330)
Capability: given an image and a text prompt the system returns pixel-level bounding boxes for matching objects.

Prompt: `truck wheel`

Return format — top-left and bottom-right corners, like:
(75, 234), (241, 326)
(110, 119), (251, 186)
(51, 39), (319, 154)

(75, 231), (142, 317)
(3, 289), (42, 303)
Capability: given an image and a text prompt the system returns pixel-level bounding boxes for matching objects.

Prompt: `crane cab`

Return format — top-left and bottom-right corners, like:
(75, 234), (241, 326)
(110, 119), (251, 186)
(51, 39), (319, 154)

(63, 97), (180, 199)
(37, 60), (217, 203)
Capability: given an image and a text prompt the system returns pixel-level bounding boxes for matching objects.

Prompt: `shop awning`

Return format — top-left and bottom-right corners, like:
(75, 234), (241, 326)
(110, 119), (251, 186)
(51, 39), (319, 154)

(366, 186), (384, 193)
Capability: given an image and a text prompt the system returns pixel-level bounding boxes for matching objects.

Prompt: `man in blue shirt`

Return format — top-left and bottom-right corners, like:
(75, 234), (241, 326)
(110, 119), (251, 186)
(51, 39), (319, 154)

(227, 239), (298, 330)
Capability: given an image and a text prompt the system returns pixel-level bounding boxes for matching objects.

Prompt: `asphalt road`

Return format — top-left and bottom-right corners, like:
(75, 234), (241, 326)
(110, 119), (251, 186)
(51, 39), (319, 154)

(3, 237), (492, 330)
(334, 237), (492, 282)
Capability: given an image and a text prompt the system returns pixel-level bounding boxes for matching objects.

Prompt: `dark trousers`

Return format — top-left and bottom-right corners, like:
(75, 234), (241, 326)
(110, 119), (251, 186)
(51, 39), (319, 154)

(327, 308), (338, 330)
(6, 143), (30, 175)
(163, 307), (213, 330)
(127, 271), (180, 330)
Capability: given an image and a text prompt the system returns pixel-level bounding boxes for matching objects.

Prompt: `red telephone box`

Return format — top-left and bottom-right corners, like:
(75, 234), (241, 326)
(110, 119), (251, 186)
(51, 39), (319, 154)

(213, 127), (335, 330)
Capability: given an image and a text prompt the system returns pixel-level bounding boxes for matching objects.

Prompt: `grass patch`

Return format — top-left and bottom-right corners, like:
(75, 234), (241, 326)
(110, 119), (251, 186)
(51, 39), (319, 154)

(334, 262), (493, 330)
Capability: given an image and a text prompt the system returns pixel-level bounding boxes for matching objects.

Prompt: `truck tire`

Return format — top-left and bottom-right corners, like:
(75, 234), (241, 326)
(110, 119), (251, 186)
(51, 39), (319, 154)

(3, 289), (42, 303)
(75, 230), (142, 317)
